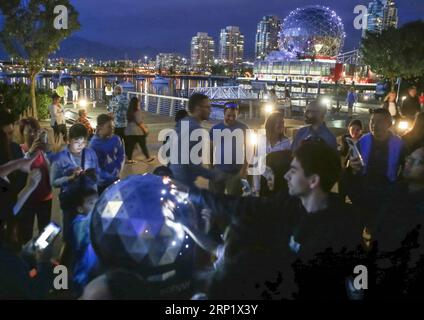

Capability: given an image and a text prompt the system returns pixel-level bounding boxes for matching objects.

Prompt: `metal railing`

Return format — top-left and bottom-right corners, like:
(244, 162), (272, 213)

(126, 91), (189, 118)
(190, 86), (258, 100)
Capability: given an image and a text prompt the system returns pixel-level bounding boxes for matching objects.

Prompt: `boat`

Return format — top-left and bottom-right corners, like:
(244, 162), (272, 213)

(152, 76), (169, 85)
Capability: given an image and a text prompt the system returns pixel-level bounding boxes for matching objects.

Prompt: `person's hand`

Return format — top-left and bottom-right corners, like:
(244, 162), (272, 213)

(35, 242), (54, 264)
(28, 131), (48, 155)
(18, 153), (39, 173)
(27, 169), (42, 189)
(349, 157), (363, 174)
(69, 167), (83, 180)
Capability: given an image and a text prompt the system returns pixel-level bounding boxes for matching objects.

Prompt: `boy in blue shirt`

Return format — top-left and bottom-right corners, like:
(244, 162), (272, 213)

(71, 189), (100, 294)
(50, 124), (100, 244)
(89, 114), (125, 195)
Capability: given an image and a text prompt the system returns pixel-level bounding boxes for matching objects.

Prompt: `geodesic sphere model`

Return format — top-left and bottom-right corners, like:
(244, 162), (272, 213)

(91, 174), (195, 278)
(280, 5), (345, 58)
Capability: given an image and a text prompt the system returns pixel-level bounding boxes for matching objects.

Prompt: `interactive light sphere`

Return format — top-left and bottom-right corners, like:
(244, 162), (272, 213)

(280, 5), (345, 58)
(91, 174), (195, 278)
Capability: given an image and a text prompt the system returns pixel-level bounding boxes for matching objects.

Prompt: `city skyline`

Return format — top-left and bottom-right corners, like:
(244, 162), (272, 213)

(0, 0), (422, 60)
(66, 0), (422, 58)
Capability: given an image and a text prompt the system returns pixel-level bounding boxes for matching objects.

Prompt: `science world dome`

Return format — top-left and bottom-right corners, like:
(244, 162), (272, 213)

(91, 174), (196, 279)
(280, 5), (345, 58)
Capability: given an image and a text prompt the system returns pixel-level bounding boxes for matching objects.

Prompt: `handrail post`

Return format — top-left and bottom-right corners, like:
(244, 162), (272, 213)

(156, 97), (161, 114)
(169, 99), (175, 117)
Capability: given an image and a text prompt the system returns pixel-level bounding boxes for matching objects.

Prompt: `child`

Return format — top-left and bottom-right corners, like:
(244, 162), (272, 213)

(70, 189), (99, 295)
(89, 114), (125, 195)
(77, 109), (94, 138)
(50, 124), (100, 244)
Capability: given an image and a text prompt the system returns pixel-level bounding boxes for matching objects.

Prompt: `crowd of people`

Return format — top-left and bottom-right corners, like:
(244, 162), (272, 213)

(0, 83), (424, 300)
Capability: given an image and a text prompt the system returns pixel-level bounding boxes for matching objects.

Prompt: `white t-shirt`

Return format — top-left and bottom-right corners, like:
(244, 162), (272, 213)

(105, 86), (113, 96)
(49, 103), (65, 126)
(388, 102), (397, 117)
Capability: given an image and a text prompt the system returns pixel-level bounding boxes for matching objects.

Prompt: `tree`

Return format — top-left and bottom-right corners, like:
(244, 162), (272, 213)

(361, 21), (424, 90)
(0, 1), (80, 118)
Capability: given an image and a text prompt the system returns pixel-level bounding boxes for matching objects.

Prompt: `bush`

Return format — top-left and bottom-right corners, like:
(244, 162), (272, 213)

(0, 82), (52, 120)
(36, 90), (52, 120)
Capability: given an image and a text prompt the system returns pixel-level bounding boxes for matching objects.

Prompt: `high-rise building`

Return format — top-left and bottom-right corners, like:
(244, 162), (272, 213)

(382, 0), (398, 30)
(219, 26), (244, 65)
(190, 32), (215, 70)
(362, 0), (398, 37)
(155, 53), (183, 71)
(255, 15), (281, 60)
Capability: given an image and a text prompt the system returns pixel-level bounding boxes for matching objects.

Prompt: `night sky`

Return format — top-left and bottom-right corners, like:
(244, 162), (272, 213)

(70, 0), (424, 58)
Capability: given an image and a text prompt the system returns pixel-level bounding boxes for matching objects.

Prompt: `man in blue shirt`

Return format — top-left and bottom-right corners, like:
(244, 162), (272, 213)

(50, 124), (100, 243)
(209, 102), (249, 195)
(169, 93), (222, 188)
(89, 114), (125, 194)
(292, 100), (337, 151)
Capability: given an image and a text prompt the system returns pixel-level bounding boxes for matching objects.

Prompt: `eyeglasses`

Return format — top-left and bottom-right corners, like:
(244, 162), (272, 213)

(406, 156), (424, 166)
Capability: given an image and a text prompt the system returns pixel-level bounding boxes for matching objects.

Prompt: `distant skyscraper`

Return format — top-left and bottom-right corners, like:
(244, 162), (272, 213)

(219, 26), (244, 65)
(155, 53), (183, 71)
(190, 32), (215, 70)
(383, 0), (398, 29)
(255, 15), (281, 60)
(363, 0), (398, 37)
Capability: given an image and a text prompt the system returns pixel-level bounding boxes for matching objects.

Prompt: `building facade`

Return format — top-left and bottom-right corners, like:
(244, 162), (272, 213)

(219, 26), (244, 66)
(155, 53), (184, 71)
(190, 32), (215, 70)
(255, 15), (281, 60)
(362, 0), (398, 37)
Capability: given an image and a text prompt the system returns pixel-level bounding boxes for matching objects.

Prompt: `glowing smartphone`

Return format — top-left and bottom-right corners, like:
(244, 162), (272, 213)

(34, 222), (61, 250)
(346, 137), (365, 167)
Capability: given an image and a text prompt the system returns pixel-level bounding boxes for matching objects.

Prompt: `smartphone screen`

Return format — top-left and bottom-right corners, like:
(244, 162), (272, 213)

(34, 222), (61, 250)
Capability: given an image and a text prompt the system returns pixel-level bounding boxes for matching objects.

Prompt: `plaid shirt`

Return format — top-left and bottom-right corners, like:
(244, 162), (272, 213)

(107, 94), (129, 128)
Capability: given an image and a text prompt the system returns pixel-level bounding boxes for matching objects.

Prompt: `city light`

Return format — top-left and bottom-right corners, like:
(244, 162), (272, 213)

(398, 120), (411, 132)
(264, 104), (274, 114)
(79, 98), (88, 108)
(249, 132), (258, 146)
(321, 97), (331, 106)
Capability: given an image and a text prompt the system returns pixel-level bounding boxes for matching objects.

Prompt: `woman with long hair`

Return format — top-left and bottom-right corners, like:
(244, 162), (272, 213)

(17, 118), (53, 245)
(124, 97), (155, 164)
(253, 111), (292, 196)
(382, 91), (399, 119)
(265, 111), (291, 153)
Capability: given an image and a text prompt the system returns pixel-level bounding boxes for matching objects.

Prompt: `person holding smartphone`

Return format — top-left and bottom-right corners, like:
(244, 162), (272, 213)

(50, 124), (100, 246)
(17, 118), (53, 245)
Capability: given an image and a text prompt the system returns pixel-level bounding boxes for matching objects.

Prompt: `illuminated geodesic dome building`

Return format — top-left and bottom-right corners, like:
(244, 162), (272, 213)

(254, 5), (348, 82)
(280, 5), (346, 58)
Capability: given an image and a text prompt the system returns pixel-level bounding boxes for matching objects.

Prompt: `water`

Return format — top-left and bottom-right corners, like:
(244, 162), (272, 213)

(6, 74), (228, 98)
